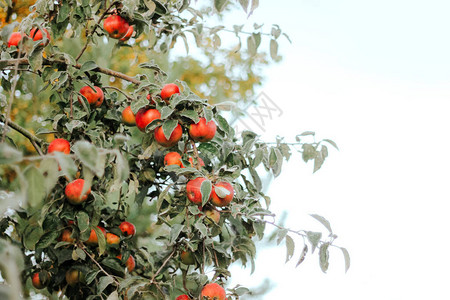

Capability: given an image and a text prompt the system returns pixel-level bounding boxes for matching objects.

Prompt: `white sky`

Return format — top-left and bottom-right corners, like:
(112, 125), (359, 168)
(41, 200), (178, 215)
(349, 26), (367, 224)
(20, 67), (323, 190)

(223, 0), (450, 299)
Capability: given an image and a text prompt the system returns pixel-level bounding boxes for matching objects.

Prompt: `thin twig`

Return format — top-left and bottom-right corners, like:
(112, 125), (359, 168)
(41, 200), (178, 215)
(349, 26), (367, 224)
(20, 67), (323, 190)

(150, 248), (176, 284)
(0, 115), (45, 152)
(80, 244), (120, 285)
(103, 86), (133, 100)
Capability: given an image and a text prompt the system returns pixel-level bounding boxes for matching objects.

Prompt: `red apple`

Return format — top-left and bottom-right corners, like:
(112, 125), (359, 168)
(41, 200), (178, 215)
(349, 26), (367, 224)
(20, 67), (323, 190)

(117, 254), (135, 272)
(79, 86), (104, 108)
(65, 269), (83, 286)
(204, 207), (220, 224)
(135, 107), (161, 132)
(201, 283), (226, 300)
(180, 250), (195, 265)
(119, 221), (136, 237)
(189, 118), (217, 142)
(32, 271), (50, 289)
(120, 25), (134, 41)
(7, 32), (23, 48)
(48, 138), (70, 154)
(176, 295), (190, 300)
(154, 124), (183, 147)
(29, 28), (51, 45)
(210, 182), (234, 207)
(106, 232), (120, 245)
(65, 179), (91, 205)
(164, 152), (182, 167)
(86, 226), (106, 245)
(160, 83), (180, 102)
(187, 156), (205, 168)
(103, 15), (130, 39)
(186, 177), (210, 205)
(59, 229), (75, 243)
(122, 106), (136, 126)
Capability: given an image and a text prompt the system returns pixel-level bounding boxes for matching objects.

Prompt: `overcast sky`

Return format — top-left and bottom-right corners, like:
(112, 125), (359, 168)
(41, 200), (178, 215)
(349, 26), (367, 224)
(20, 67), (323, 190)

(223, 0), (450, 299)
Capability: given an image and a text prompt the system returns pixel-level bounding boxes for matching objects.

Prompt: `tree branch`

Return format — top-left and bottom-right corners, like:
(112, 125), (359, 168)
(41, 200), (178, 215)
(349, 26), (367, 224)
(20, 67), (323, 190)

(0, 115), (45, 153)
(0, 58), (142, 85)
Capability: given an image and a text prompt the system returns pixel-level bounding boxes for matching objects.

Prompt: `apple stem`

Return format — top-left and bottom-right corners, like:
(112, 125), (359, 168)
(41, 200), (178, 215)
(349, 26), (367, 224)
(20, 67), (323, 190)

(190, 140), (201, 170)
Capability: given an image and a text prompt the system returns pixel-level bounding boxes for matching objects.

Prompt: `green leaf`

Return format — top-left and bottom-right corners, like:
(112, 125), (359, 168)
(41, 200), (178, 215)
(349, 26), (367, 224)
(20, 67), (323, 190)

(214, 186), (230, 198)
(98, 276), (114, 294)
(238, 0), (249, 12)
(130, 96), (149, 114)
(39, 158), (59, 195)
(270, 39), (278, 60)
(54, 152), (77, 181)
(323, 139), (339, 150)
(106, 291), (119, 300)
(285, 235), (295, 263)
(162, 119), (178, 140)
(302, 144), (317, 162)
(214, 0), (227, 12)
(180, 110), (200, 123)
(23, 225), (43, 250)
(296, 245), (308, 267)
(170, 224), (184, 244)
(85, 270), (100, 284)
(80, 61), (97, 72)
(194, 222), (208, 238)
(29, 46), (44, 71)
(215, 114), (230, 135)
(200, 179), (212, 207)
(76, 211), (90, 234)
(310, 214), (332, 233)
(203, 107), (213, 123)
(159, 106), (174, 119)
(24, 166), (46, 207)
(319, 243), (330, 273)
(249, 168), (262, 192)
(93, 226), (106, 255)
(73, 141), (98, 172)
(247, 35), (256, 56)
(252, 148), (263, 168)
(0, 143), (23, 164)
(36, 230), (59, 249)
(57, 2), (70, 23)
(306, 231), (322, 253)
(249, 0), (259, 15)
(340, 247), (351, 273)
(114, 151), (129, 182)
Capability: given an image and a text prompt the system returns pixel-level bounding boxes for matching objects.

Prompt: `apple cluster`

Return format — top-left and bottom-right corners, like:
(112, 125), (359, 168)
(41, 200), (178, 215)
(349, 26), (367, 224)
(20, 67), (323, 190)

(30, 139), (138, 289)
(7, 27), (51, 48)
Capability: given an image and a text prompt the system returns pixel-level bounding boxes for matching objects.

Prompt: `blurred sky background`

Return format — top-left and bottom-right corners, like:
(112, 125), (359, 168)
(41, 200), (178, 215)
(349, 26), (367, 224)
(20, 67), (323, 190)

(193, 0), (450, 299)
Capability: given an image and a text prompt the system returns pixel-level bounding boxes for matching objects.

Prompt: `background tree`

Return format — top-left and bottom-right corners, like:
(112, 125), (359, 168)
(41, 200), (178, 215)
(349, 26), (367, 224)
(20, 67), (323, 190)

(0, 1), (347, 299)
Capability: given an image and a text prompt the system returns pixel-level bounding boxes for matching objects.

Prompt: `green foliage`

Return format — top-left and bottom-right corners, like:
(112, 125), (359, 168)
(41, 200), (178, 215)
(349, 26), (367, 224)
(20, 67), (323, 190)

(0, 0), (348, 299)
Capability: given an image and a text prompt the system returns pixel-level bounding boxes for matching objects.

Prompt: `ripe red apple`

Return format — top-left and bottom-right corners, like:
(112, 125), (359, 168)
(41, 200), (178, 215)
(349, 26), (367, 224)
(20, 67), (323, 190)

(201, 283), (226, 300)
(204, 207), (220, 224)
(180, 250), (195, 265)
(189, 118), (217, 142)
(31, 271), (50, 289)
(135, 107), (161, 132)
(65, 179), (91, 205)
(164, 152), (182, 167)
(65, 269), (83, 286)
(186, 177), (210, 205)
(187, 156), (205, 168)
(160, 83), (180, 103)
(154, 124), (183, 147)
(7, 32), (23, 48)
(119, 221), (136, 237)
(106, 232), (120, 245)
(48, 138), (70, 154)
(86, 226), (106, 245)
(79, 86), (104, 108)
(120, 25), (134, 41)
(59, 229), (75, 243)
(176, 295), (190, 300)
(210, 182), (234, 207)
(103, 15), (130, 39)
(122, 106), (136, 126)
(117, 254), (135, 272)
(29, 28), (51, 45)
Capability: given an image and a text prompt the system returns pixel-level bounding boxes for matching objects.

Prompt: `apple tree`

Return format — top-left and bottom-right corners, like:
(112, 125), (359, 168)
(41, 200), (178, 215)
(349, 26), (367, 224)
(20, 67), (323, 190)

(0, 1), (348, 299)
